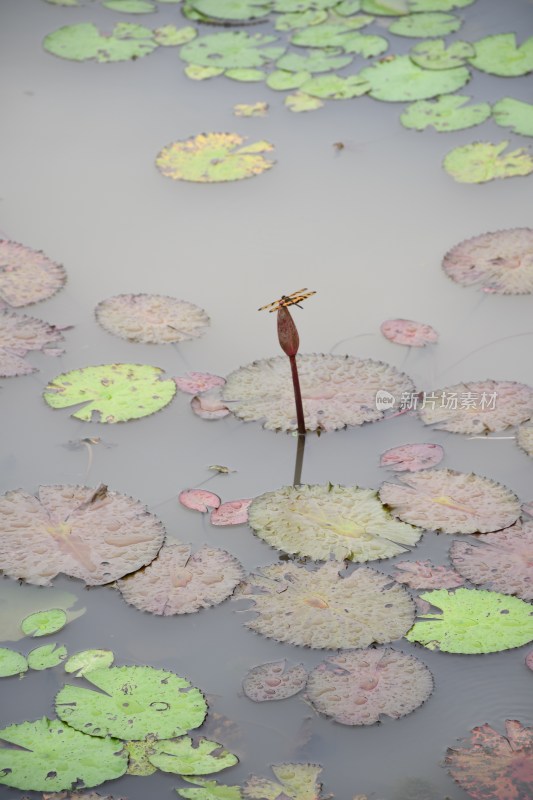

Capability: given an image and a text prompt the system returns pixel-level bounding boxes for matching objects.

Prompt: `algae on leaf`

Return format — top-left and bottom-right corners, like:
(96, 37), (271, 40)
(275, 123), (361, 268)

(400, 95), (491, 131)
(468, 33), (533, 77)
(443, 141), (533, 183)
(492, 98), (533, 137)
(43, 22), (158, 62)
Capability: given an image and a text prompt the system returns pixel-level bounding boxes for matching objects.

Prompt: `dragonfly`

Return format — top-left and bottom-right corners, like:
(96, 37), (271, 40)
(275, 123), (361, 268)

(258, 289), (316, 313)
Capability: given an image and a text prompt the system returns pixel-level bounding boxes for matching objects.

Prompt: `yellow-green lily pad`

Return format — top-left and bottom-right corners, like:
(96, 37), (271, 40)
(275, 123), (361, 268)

(389, 11), (462, 37)
(443, 140), (533, 183)
(102, 0), (156, 11)
(492, 98), (533, 137)
(64, 649), (115, 676)
(225, 67), (266, 81)
(275, 9), (328, 30)
(400, 94), (491, 131)
(180, 31), (284, 70)
(468, 33), (533, 77)
(244, 763), (323, 800)
(360, 55), (470, 101)
(276, 49), (353, 72)
(154, 25), (197, 46)
(185, 64), (225, 79)
(27, 643), (68, 671)
(410, 39), (475, 69)
(148, 736), (238, 774)
(267, 69), (310, 89)
(0, 648), (28, 677)
(233, 101), (269, 116)
(285, 91), (324, 111)
(43, 22), (158, 62)
(188, 0), (272, 20)
(341, 32), (388, 56)
(361, 0), (407, 13)
(301, 73), (371, 98)
(178, 778), (243, 799)
(21, 609), (67, 637)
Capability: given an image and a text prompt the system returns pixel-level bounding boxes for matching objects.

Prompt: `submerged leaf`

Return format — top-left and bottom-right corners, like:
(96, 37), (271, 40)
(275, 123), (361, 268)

(43, 363), (177, 422)
(0, 240), (66, 308)
(148, 736), (238, 774)
(21, 608), (67, 637)
(27, 643), (68, 670)
(360, 55), (470, 101)
(380, 443), (444, 472)
(468, 33), (533, 77)
(211, 500), (252, 526)
(191, 389), (231, 419)
(56, 665), (207, 740)
(43, 22), (158, 62)
(380, 318), (438, 346)
(285, 91), (324, 112)
(393, 559), (464, 589)
(0, 311), (68, 377)
(306, 648), (433, 725)
(0, 647), (28, 677)
(443, 141), (533, 184)
(244, 763), (323, 799)
(405, 588), (533, 653)
(179, 490), (222, 513)
(400, 94), (491, 132)
(242, 660), (308, 701)
(95, 294), (209, 344)
(64, 649), (115, 676)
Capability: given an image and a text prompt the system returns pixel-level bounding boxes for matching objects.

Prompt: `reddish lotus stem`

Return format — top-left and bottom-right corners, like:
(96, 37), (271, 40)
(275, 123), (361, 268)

(277, 307), (306, 436)
(289, 354), (306, 436)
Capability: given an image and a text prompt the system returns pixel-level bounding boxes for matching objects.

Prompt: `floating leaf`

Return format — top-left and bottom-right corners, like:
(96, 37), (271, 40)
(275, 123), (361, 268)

(185, 64), (225, 80)
(65, 649), (115, 676)
(177, 777), (243, 800)
(306, 648), (433, 725)
(393, 560), (464, 589)
(445, 720), (533, 800)
(0, 311), (68, 377)
(243, 660), (308, 701)
(405, 588), (533, 653)
(443, 141), (533, 184)
(388, 12), (461, 37)
(274, 0), (338, 10)
(442, 228), (533, 295)
(210, 499), (252, 525)
(0, 484), (165, 586)
(21, 608), (67, 637)
(492, 98), (533, 137)
(360, 56), (470, 101)
(225, 67), (266, 81)
(285, 91), (324, 111)
(44, 363), (177, 422)
(191, 389), (231, 419)
(275, 9), (328, 31)
(267, 69), (310, 90)
(148, 736), (238, 774)
(409, 0), (475, 8)
(0, 717), (127, 791)
(222, 354), (415, 432)
(156, 133), (274, 183)
(188, 0), (271, 20)
(126, 738), (158, 776)
(291, 20), (373, 48)
(43, 22), (158, 62)
(401, 94), (491, 131)
(27, 643), (68, 670)
(301, 73), (370, 98)
(0, 240), (66, 308)
(208, 464), (236, 474)
(468, 33), (533, 77)
(96, 294), (209, 344)
(379, 469), (520, 534)
(233, 101), (269, 116)
(117, 542), (244, 614)
(340, 32), (389, 56)
(418, 380), (533, 434)
(248, 484), (422, 562)
(154, 25), (198, 46)
(380, 443), (444, 472)
(409, 39), (475, 69)
(277, 49), (353, 73)
(0, 647), (28, 677)
(361, 0), (406, 11)
(450, 520), (533, 600)
(517, 424), (533, 457)
(102, 0), (156, 11)
(175, 373), (225, 394)
(179, 490), (222, 512)
(56, 665), (207, 740)
(238, 562), (415, 649)
(180, 32), (284, 70)
(244, 763), (323, 799)
(380, 318), (438, 346)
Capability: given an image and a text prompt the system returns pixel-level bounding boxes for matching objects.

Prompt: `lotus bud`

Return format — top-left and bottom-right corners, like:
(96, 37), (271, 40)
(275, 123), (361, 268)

(277, 306), (299, 357)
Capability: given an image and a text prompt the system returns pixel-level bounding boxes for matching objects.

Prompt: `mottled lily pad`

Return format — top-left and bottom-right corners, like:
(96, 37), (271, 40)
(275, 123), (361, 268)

(381, 318), (438, 346)
(248, 484), (422, 562)
(450, 520), (533, 600)
(244, 763), (323, 799)
(443, 141), (533, 184)
(0, 717), (127, 791)
(379, 469), (520, 534)
(156, 133), (274, 183)
(285, 91), (324, 111)
(154, 25), (198, 46)
(401, 94), (491, 131)
(405, 588), (533, 653)
(242, 660), (308, 701)
(180, 32), (284, 69)
(148, 736), (238, 774)
(446, 720), (533, 800)
(492, 98), (533, 137)
(0, 484), (165, 586)
(222, 353), (415, 432)
(393, 560), (464, 589)
(175, 372), (225, 394)
(275, 9), (328, 31)
(44, 363), (177, 422)
(442, 228), (533, 295)
(409, 39), (475, 69)
(360, 55), (470, 101)
(191, 389), (231, 419)
(178, 778), (243, 799)
(267, 69), (310, 90)
(179, 489), (221, 512)
(96, 294), (209, 344)
(517, 424), (533, 457)
(65, 649), (115, 676)
(27, 643), (68, 670)
(211, 499), (252, 525)
(0, 648), (28, 677)
(388, 11), (461, 37)
(0, 240), (66, 308)
(185, 64), (225, 80)
(380, 443), (444, 472)
(306, 648), (433, 725)
(56, 665), (207, 740)
(117, 542), (244, 614)
(468, 33), (533, 77)
(233, 101), (269, 116)
(301, 73), (371, 98)
(0, 310), (68, 377)
(341, 32), (389, 56)
(238, 561), (415, 649)
(21, 608), (67, 637)
(43, 22), (158, 62)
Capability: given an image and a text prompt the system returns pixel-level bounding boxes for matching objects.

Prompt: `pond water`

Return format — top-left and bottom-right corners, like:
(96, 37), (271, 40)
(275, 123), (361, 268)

(1, 0), (533, 798)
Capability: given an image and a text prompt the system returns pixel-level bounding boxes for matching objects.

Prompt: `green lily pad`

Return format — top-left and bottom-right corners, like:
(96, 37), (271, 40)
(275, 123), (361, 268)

(301, 73), (371, 98)
(45, 0), (81, 5)
(178, 778), (243, 800)
(148, 736), (238, 774)
(156, 133), (275, 183)
(43, 22), (158, 62)
(27, 644), (68, 671)
(225, 67), (266, 80)
(185, 64), (225, 79)
(277, 49), (353, 72)
(43, 363), (177, 423)
(64, 649), (115, 676)
(335, 0), (362, 15)
(285, 91), (324, 111)
(102, 0), (156, 11)
(409, 0), (475, 8)
(180, 31), (284, 69)
(21, 609), (67, 637)
(361, 0), (408, 14)
(154, 25), (198, 46)
(275, 10), (328, 30)
(360, 55), (470, 101)
(410, 38), (475, 69)
(0, 648), (28, 677)
(291, 17), (373, 47)
(341, 32), (388, 56)
(443, 140), (533, 183)
(492, 98), (533, 137)
(0, 717), (127, 791)
(405, 588), (533, 653)
(267, 69), (311, 89)
(400, 95), (491, 131)
(274, 0), (339, 10)
(468, 33), (533, 77)
(188, 0), (272, 20)
(126, 739), (158, 776)
(55, 665), (207, 740)
(389, 11), (461, 37)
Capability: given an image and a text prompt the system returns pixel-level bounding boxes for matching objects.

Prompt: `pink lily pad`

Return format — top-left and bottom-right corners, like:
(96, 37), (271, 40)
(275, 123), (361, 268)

(174, 372), (226, 394)
(211, 499), (252, 526)
(179, 489), (221, 513)
(0, 310), (69, 377)
(393, 560), (465, 589)
(0, 240), (66, 308)
(242, 660), (308, 702)
(191, 388), (231, 419)
(380, 319), (438, 347)
(526, 651), (533, 671)
(380, 443), (444, 472)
